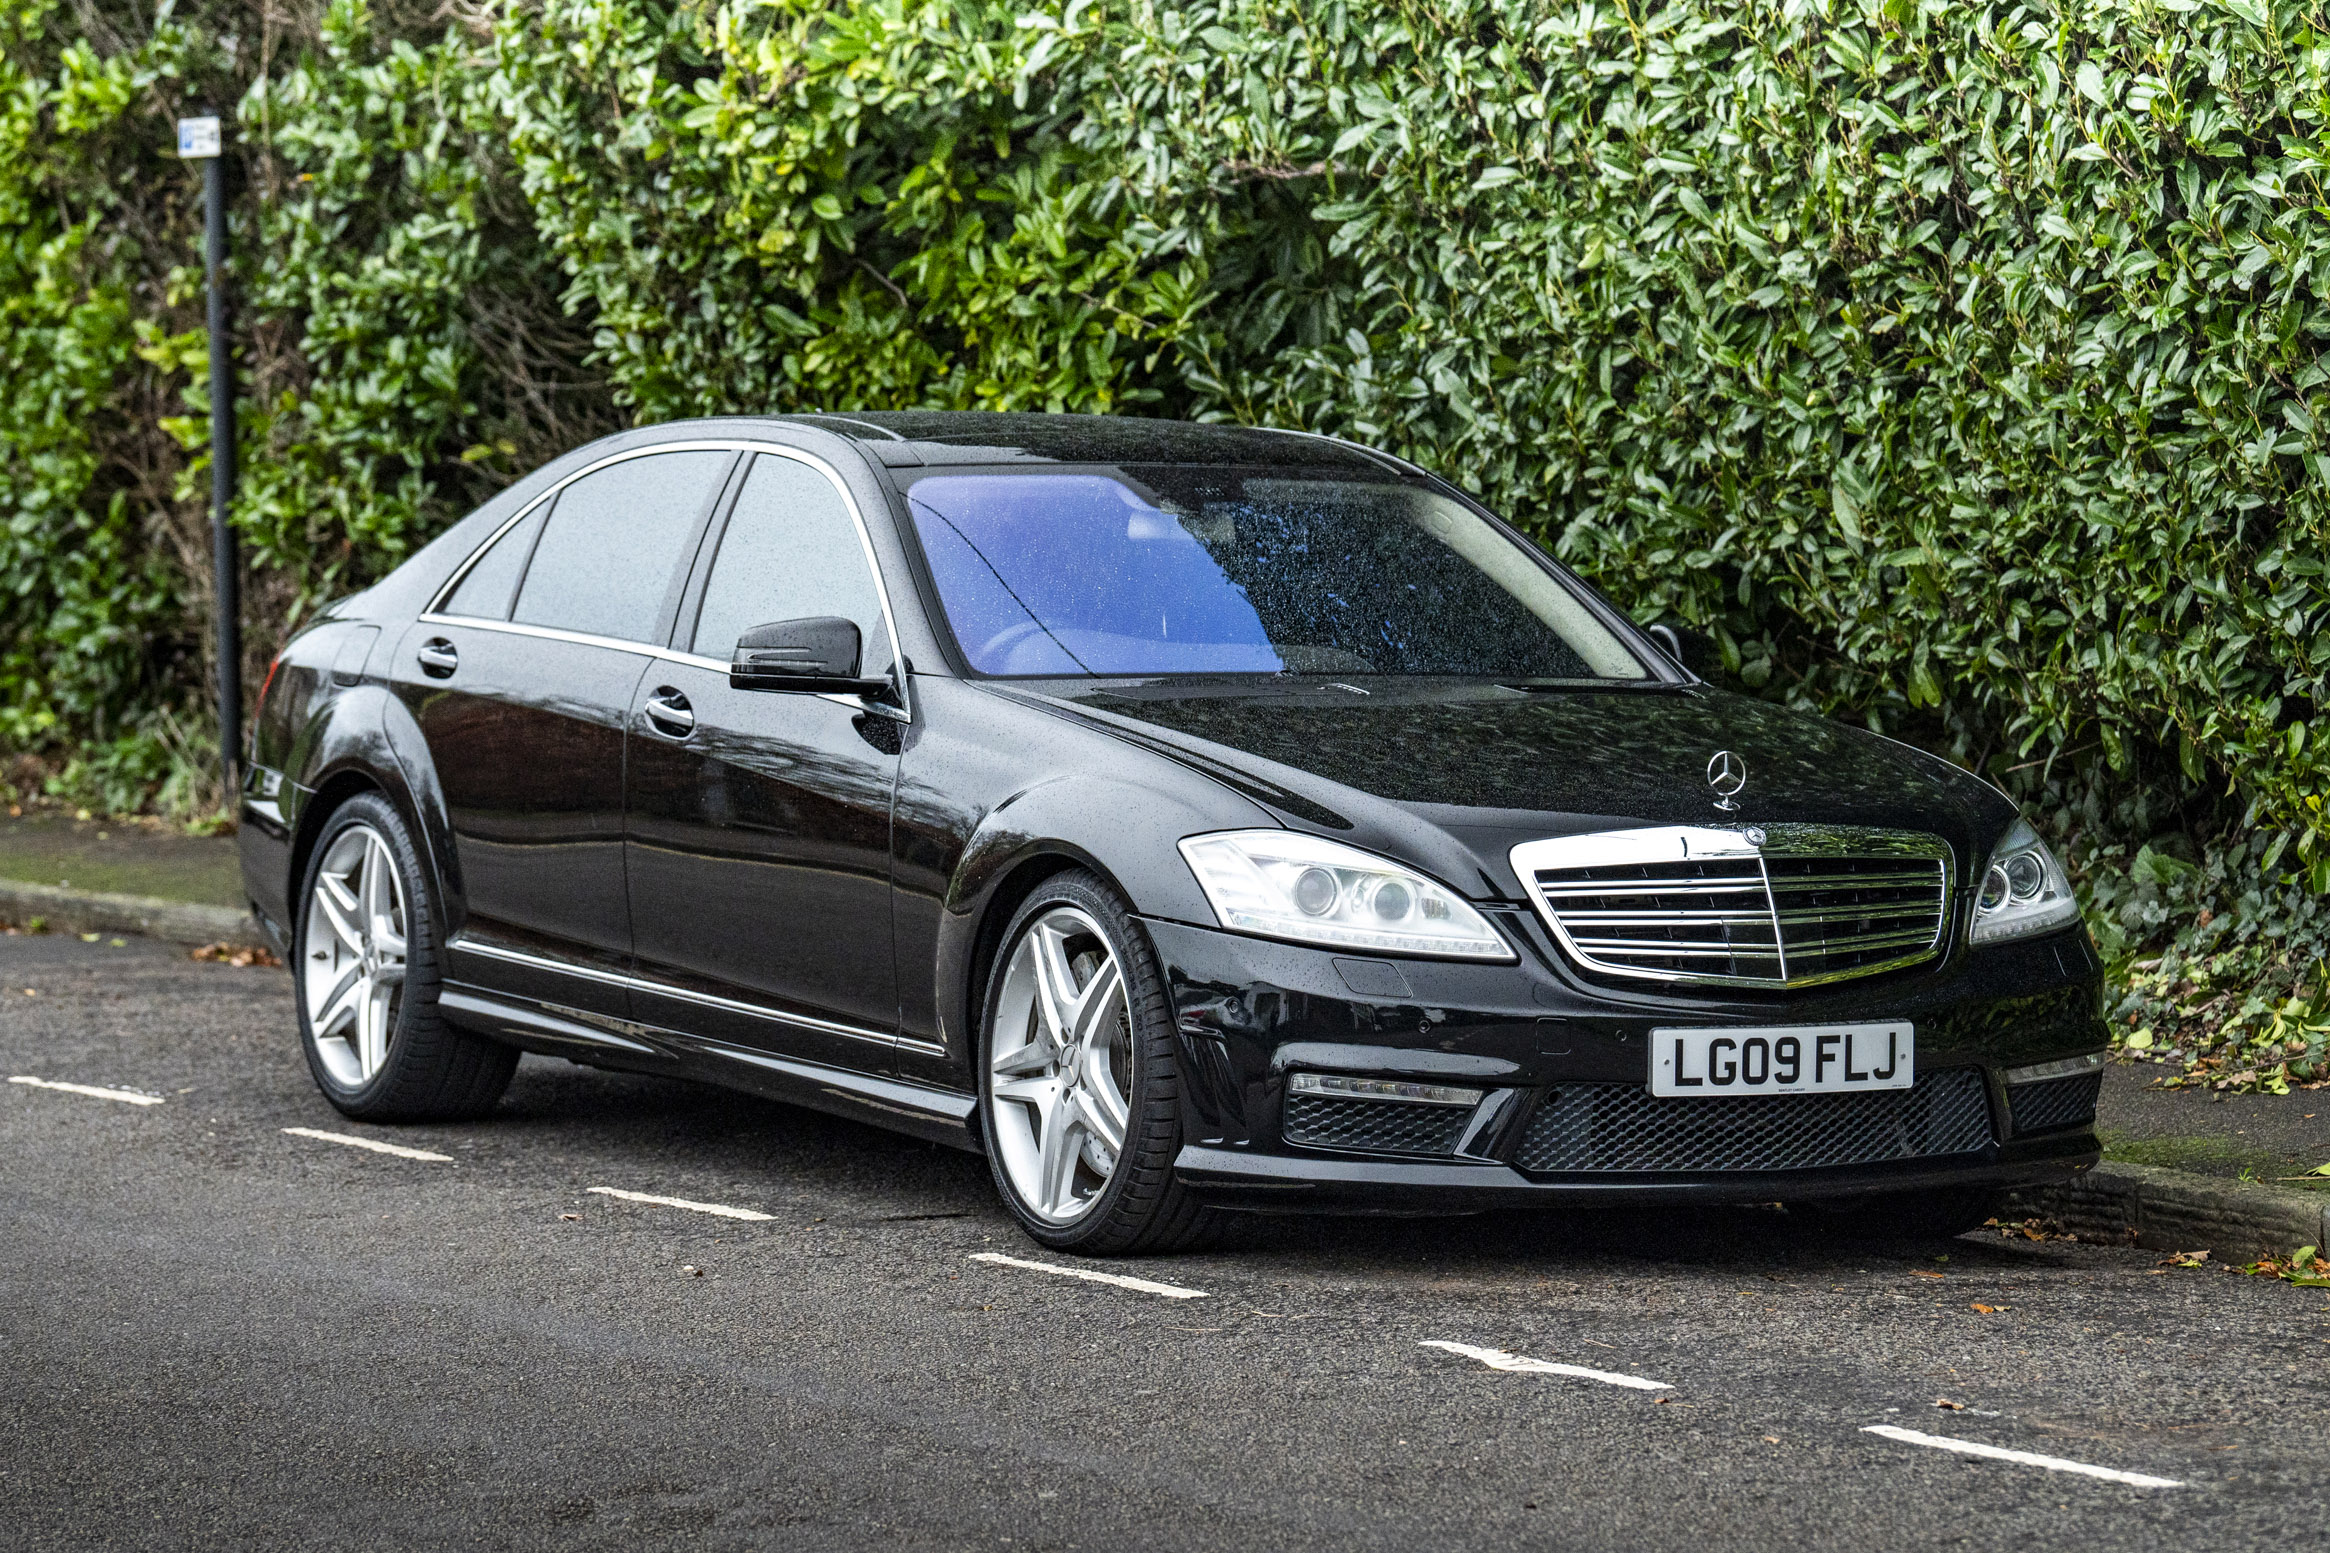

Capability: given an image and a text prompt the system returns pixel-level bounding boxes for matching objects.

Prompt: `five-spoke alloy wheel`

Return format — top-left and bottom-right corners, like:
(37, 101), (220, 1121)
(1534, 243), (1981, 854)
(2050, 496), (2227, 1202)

(294, 792), (516, 1121)
(988, 904), (1134, 1225)
(978, 871), (1218, 1253)
(302, 822), (409, 1089)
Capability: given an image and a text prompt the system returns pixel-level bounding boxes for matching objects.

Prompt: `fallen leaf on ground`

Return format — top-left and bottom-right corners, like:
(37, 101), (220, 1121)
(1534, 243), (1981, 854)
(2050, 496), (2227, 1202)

(1970, 1303), (2001, 1314)
(2236, 1246), (2330, 1286)
(191, 942), (283, 968)
(1935, 1398), (1966, 1411)
(2159, 1250), (2211, 1268)
(1983, 1215), (2086, 1243)
(1910, 1269), (1944, 1279)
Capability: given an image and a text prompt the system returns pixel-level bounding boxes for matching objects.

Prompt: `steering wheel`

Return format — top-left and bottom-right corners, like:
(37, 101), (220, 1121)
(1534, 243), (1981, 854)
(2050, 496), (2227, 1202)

(971, 620), (1059, 670)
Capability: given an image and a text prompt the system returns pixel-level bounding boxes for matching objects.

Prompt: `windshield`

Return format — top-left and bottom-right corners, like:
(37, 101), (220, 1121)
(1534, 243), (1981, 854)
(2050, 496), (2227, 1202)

(904, 467), (1648, 680)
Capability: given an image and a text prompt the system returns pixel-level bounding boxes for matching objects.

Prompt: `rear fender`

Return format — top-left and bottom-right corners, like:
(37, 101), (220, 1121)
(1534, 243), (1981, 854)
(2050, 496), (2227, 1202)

(277, 686), (459, 944)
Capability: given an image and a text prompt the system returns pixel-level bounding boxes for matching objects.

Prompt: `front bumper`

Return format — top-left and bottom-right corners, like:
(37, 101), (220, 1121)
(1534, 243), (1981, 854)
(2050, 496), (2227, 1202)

(1146, 908), (2106, 1211)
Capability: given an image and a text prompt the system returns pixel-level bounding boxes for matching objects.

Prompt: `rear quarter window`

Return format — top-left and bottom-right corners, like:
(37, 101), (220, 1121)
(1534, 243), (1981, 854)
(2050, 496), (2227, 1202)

(439, 508), (543, 620)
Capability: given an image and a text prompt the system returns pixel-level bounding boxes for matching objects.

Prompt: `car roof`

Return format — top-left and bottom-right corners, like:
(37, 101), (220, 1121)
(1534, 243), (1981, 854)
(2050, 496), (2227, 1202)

(758, 411), (1410, 473)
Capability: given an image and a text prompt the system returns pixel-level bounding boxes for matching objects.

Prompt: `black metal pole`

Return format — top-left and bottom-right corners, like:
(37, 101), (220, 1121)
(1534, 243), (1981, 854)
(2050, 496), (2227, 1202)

(203, 145), (240, 794)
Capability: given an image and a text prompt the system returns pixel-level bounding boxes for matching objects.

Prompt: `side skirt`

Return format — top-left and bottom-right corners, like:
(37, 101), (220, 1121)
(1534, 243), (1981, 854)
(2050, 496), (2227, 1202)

(440, 982), (979, 1151)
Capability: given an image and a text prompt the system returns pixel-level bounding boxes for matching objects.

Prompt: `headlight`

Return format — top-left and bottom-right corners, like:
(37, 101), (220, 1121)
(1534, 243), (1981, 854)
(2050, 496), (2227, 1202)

(1969, 818), (2080, 945)
(1177, 830), (1514, 961)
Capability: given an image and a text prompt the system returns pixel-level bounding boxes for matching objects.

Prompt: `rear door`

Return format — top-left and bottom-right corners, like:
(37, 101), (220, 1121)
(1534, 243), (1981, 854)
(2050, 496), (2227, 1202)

(624, 450), (904, 1071)
(391, 446), (738, 1016)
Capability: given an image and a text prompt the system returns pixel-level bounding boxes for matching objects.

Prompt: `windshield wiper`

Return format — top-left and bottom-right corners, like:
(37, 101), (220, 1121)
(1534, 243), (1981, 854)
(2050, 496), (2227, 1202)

(1497, 678), (1678, 693)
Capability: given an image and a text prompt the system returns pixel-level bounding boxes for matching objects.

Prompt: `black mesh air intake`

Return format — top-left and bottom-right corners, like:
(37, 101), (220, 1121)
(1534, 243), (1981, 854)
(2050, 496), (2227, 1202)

(1282, 1093), (1472, 1156)
(1513, 1068), (1994, 1174)
(2008, 1072), (2102, 1134)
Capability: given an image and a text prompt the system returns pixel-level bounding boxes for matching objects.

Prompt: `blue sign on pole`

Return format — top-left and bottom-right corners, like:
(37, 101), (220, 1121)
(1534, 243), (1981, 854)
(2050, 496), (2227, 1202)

(177, 116), (222, 159)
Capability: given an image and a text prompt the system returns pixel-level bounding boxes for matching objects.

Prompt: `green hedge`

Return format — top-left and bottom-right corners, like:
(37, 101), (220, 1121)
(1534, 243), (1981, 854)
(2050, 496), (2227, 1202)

(6, 0), (2329, 1083)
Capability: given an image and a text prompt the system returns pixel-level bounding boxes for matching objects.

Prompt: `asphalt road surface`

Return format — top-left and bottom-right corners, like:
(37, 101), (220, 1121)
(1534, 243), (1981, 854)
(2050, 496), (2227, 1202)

(4, 935), (2324, 1551)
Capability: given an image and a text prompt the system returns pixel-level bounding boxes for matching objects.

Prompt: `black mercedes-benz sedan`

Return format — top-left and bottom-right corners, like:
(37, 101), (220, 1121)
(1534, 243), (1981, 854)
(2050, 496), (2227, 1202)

(239, 413), (2105, 1253)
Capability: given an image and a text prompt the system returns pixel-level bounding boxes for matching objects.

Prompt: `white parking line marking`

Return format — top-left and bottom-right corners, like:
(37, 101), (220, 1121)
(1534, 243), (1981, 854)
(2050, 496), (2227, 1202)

(9, 1075), (164, 1106)
(968, 1251), (1209, 1299)
(1420, 1340), (1672, 1391)
(282, 1126), (452, 1162)
(586, 1186), (774, 1222)
(1861, 1425), (2184, 1488)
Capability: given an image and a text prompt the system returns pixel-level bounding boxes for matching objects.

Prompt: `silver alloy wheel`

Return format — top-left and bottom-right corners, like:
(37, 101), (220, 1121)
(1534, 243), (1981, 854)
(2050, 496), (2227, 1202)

(987, 905), (1135, 1225)
(301, 823), (409, 1089)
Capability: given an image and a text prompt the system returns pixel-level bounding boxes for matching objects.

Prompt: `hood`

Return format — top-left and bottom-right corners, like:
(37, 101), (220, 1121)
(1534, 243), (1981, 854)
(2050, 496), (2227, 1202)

(1027, 679), (2008, 895)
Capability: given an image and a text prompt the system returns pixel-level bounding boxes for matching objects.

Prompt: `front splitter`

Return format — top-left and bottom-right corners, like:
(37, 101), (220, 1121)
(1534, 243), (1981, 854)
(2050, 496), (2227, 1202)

(1172, 1131), (2101, 1213)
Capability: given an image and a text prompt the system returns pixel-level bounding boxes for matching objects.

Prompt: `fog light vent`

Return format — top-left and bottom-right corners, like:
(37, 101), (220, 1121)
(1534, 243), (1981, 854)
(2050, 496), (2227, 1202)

(2006, 1072), (2102, 1134)
(1282, 1073), (1483, 1156)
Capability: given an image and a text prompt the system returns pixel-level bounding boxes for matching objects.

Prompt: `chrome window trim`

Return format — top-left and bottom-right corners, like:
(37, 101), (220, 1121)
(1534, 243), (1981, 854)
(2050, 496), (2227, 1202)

(423, 438), (912, 720)
(448, 936), (943, 1056)
(1511, 824), (1954, 991)
(408, 613), (899, 720)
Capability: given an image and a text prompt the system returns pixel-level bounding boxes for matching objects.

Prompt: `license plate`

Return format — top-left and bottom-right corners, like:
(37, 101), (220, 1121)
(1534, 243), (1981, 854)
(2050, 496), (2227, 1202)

(1650, 1023), (1914, 1097)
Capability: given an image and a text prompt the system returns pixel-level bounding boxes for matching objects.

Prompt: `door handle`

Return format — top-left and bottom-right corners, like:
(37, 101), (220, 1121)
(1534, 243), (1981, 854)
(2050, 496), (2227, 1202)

(416, 638), (458, 678)
(643, 688), (695, 738)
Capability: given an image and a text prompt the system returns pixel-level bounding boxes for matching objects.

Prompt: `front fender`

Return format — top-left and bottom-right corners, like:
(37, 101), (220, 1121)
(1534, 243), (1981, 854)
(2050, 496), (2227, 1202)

(929, 772), (1271, 1063)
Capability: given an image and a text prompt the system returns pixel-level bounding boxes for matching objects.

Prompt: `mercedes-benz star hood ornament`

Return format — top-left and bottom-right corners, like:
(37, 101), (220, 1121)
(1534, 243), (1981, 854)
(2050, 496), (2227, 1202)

(1706, 749), (1747, 812)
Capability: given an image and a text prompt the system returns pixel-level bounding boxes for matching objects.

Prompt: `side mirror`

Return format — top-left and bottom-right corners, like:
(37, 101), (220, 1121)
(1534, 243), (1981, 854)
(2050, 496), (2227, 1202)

(1645, 622), (1718, 679)
(730, 617), (892, 696)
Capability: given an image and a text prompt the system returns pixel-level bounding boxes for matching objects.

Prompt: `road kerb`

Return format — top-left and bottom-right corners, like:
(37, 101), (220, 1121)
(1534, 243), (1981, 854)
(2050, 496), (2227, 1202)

(2005, 1162), (2327, 1259)
(0, 879), (266, 951)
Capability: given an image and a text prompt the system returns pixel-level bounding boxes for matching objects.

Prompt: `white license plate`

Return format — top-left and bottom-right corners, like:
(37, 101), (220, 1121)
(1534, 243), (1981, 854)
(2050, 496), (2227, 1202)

(1650, 1023), (1914, 1097)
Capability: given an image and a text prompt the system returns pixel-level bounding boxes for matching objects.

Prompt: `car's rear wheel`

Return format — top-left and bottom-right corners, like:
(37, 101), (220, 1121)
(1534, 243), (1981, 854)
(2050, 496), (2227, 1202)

(295, 792), (515, 1121)
(979, 871), (1220, 1255)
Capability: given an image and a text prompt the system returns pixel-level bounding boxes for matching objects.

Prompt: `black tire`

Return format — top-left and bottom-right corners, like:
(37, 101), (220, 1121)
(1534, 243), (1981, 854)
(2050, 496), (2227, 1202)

(293, 791), (516, 1122)
(978, 870), (1223, 1256)
(1798, 1185), (2003, 1241)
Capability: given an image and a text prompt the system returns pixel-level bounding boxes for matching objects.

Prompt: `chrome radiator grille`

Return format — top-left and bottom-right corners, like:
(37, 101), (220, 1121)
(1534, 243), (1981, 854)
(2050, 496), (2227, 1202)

(1512, 826), (1952, 989)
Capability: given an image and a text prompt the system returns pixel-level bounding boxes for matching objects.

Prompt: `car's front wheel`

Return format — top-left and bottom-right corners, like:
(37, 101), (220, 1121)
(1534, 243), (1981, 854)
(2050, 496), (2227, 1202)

(295, 792), (516, 1121)
(978, 871), (1219, 1255)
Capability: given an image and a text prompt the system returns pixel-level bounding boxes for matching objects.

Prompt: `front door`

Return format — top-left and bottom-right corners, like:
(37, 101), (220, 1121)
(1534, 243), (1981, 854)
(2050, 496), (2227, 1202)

(625, 451), (902, 1071)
